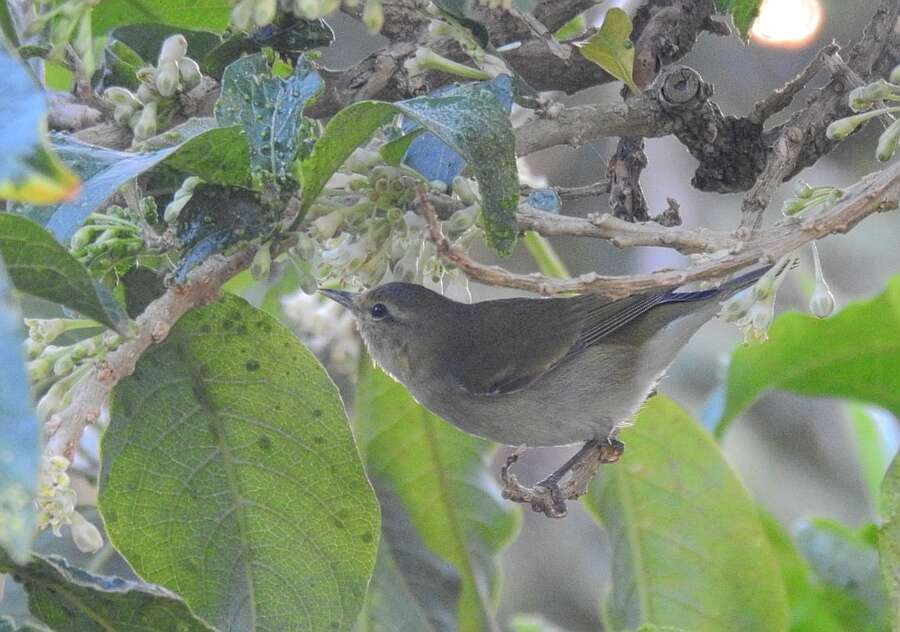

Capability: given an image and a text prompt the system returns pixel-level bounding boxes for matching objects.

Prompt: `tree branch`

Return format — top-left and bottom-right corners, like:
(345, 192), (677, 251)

(45, 247), (257, 458)
(419, 162), (900, 299)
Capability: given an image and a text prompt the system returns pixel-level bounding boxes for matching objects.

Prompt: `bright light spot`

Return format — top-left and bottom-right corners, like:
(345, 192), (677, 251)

(751, 0), (823, 48)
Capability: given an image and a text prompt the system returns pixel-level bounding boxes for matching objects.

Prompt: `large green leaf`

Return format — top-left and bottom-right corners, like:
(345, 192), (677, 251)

(575, 8), (639, 94)
(92, 0), (232, 36)
(793, 519), (889, 632)
(880, 454), (900, 629)
(0, 257), (39, 564)
(352, 363), (519, 632)
(215, 53), (321, 181)
(297, 82), (519, 254)
(358, 483), (461, 632)
(716, 276), (900, 438)
(0, 213), (128, 330)
(759, 512), (848, 632)
(99, 295), (379, 632)
(585, 395), (789, 632)
(0, 550), (214, 631)
(0, 48), (78, 205)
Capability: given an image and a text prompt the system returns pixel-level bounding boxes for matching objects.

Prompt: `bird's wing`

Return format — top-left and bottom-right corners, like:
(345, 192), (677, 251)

(446, 296), (590, 396)
(451, 292), (690, 396)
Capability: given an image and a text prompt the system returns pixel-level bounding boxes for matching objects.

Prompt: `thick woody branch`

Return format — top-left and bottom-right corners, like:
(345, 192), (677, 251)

(419, 162), (900, 299)
(45, 247), (257, 458)
(739, 0), (900, 229)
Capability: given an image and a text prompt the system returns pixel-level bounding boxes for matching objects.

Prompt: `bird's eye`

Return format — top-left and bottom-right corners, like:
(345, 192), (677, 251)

(370, 303), (388, 319)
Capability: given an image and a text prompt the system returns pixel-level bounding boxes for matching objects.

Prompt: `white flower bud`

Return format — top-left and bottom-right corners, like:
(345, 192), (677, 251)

(133, 101), (158, 141)
(311, 210), (346, 240)
(113, 103), (135, 125)
(254, 0), (278, 26)
(876, 118), (900, 163)
(178, 57), (202, 91)
(809, 280), (835, 319)
(158, 34), (188, 65)
(103, 86), (140, 107)
(155, 60), (180, 97)
(363, 0), (383, 33)
(231, 0), (255, 30)
(135, 82), (156, 104)
(70, 511), (103, 553)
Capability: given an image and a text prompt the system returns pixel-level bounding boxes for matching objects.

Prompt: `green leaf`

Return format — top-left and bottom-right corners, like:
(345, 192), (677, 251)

(0, 1), (19, 48)
(585, 395), (789, 632)
(352, 362), (519, 632)
(215, 53), (322, 181)
(0, 256), (39, 565)
(298, 82), (519, 254)
(758, 512), (847, 632)
(380, 129), (425, 166)
(576, 8), (640, 94)
(880, 454), (900, 629)
(92, 0), (233, 36)
(0, 550), (214, 632)
(847, 403), (894, 513)
(0, 213), (128, 330)
(359, 482), (461, 632)
(717, 276), (900, 438)
(164, 124), (252, 187)
(713, 0), (763, 40)
(0, 615), (52, 632)
(0, 48), (79, 205)
(794, 519), (889, 631)
(99, 295), (379, 632)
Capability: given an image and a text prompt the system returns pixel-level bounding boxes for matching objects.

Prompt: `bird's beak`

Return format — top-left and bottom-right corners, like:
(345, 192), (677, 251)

(319, 288), (357, 310)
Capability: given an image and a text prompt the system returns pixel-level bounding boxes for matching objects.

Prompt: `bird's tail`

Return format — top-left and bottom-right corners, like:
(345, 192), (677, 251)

(662, 265), (773, 305)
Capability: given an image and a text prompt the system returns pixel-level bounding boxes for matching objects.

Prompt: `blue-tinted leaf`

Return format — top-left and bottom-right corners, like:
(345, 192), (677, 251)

(214, 53), (322, 180)
(400, 74), (514, 184)
(0, 257), (39, 565)
(13, 123), (252, 242)
(0, 48), (78, 205)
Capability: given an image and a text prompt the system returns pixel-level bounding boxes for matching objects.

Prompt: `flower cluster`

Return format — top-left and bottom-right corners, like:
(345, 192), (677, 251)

(826, 64), (900, 162)
(26, 318), (127, 422)
(720, 258), (794, 343)
(102, 35), (203, 143)
(230, 0), (384, 33)
(297, 151), (482, 292)
(36, 456), (103, 553)
(281, 291), (360, 375)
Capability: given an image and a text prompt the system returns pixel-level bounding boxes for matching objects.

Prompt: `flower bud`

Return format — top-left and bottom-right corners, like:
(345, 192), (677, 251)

(826, 116), (861, 141)
(445, 204), (479, 233)
(28, 358), (52, 382)
(158, 34), (188, 65)
(452, 176), (480, 205)
(53, 354), (75, 377)
(809, 281), (835, 318)
(103, 86), (139, 107)
(135, 82), (156, 104)
(164, 176), (202, 223)
(311, 210), (346, 240)
(133, 101), (157, 141)
(70, 511), (103, 553)
(231, 0), (254, 30)
(848, 79), (893, 111)
(363, 0), (384, 33)
(113, 103), (135, 125)
(876, 118), (900, 162)
(250, 244), (272, 281)
(178, 57), (202, 90)
(155, 60), (180, 97)
(254, 0), (278, 26)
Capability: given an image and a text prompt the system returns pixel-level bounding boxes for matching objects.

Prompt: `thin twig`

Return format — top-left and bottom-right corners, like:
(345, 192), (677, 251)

(749, 43), (839, 125)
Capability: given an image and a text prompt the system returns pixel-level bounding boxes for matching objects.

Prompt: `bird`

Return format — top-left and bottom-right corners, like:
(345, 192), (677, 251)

(321, 266), (766, 517)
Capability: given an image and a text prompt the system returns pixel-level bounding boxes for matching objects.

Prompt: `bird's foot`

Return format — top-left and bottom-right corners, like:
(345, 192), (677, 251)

(500, 438), (625, 519)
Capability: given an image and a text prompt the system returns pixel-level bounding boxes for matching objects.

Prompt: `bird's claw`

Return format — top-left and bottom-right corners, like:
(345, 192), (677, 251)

(500, 438), (625, 519)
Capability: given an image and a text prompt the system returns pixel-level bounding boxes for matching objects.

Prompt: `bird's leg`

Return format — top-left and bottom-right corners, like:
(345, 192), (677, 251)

(501, 437), (625, 519)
